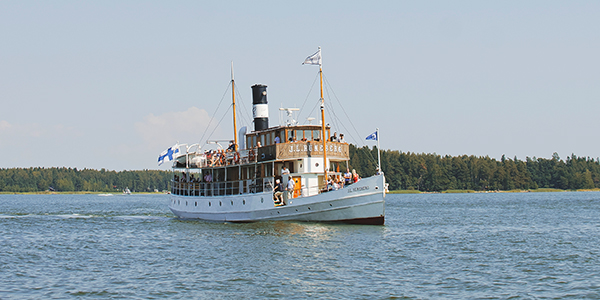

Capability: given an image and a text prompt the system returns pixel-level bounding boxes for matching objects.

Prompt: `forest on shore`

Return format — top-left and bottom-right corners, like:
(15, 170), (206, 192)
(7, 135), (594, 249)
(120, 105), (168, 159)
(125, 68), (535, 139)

(1, 146), (599, 193)
(349, 145), (600, 192)
(0, 168), (170, 193)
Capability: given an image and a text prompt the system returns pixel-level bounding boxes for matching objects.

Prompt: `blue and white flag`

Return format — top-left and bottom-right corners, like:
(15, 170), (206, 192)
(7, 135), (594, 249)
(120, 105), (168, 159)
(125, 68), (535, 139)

(158, 144), (180, 166)
(302, 47), (322, 66)
(366, 131), (378, 141)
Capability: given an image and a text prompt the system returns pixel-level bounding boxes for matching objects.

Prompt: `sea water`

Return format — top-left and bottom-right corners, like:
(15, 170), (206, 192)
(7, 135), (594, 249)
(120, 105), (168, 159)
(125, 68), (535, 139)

(1, 192), (599, 299)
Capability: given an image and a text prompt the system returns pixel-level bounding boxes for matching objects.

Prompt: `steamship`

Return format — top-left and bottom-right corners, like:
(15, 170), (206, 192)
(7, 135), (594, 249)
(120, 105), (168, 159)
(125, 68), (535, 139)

(167, 52), (386, 225)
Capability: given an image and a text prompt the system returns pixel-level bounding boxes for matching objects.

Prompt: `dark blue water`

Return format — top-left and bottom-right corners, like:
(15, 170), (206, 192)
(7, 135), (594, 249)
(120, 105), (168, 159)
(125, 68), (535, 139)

(1, 192), (599, 299)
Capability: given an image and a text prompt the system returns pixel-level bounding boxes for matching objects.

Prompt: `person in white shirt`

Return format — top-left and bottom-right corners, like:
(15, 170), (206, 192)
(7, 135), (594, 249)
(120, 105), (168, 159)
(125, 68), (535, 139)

(287, 177), (295, 199)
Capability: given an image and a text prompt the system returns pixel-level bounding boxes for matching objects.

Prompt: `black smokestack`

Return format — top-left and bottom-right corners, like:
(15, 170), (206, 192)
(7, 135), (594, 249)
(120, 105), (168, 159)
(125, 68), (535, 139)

(251, 84), (268, 131)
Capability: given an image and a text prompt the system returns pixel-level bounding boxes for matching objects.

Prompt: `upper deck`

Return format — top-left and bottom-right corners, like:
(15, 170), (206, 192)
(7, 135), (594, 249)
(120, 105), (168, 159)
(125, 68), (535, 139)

(174, 124), (349, 169)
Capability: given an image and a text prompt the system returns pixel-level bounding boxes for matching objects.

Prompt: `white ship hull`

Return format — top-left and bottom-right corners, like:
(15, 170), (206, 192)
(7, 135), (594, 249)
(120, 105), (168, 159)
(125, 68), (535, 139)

(169, 174), (386, 225)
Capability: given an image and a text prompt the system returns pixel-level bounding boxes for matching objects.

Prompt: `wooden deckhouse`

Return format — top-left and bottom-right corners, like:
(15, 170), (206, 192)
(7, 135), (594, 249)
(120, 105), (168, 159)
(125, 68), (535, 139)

(171, 123), (349, 199)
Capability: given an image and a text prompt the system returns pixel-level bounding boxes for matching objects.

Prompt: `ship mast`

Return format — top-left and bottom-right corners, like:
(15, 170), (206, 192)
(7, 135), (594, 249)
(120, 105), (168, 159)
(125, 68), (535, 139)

(319, 57), (328, 187)
(303, 47), (327, 187)
(231, 62), (238, 151)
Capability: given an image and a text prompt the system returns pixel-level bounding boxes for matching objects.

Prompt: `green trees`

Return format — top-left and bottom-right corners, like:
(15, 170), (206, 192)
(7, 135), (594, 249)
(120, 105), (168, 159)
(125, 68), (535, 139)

(1, 149), (599, 193)
(0, 167), (171, 193)
(348, 147), (600, 192)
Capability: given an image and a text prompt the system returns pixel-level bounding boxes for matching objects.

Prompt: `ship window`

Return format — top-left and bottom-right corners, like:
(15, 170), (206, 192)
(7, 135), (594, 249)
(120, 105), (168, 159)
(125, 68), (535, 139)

(313, 130), (320, 141)
(304, 130), (311, 141)
(260, 134), (265, 147)
(287, 129), (294, 142)
(209, 202), (211, 206)
(195, 202), (197, 206)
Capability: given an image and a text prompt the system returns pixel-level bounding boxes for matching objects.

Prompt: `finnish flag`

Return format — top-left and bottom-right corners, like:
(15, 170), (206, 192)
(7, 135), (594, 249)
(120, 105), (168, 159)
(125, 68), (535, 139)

(158, 144), (180, 166)
(365, 131), (378, 141)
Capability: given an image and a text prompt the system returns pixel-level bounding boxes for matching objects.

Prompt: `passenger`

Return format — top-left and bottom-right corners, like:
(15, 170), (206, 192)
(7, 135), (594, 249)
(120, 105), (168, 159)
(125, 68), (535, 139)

(344, 169), (352, 186)
(287, 177), (295, 199)
(257, 141), (262, 148)
(273, 179), (283, 204)
(352, 169), (360, 183)
(339, 134), (345, 143)
(274, 135), (280, 144)
(333, 178), (340, 190)
(330, 132), (337, 142)
(281, 166), (290, 175)
(227, 140), (235, 151)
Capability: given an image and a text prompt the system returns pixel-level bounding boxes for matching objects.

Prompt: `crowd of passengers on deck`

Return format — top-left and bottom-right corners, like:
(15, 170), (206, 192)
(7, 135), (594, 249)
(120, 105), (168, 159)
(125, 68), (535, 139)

(185, 130), (348, 168)
(271, 167), (361, 205)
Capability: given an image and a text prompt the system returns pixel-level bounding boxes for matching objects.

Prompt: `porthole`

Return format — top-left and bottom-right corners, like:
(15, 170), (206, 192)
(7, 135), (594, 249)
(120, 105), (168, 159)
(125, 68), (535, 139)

(219, 201), (222, 206)
(375, 186), (379, 190)
(330, 203), (333, 207)
(231, 200), (234, 206)
(243, 199), (246, 205)
(277, 211), (280, 214)
(308, 207), (311, 210)
(209, 202), (211, 207)
(186, 201), (188, 206)
(261, 198), (264, 203)
(195, 202), (197, 206)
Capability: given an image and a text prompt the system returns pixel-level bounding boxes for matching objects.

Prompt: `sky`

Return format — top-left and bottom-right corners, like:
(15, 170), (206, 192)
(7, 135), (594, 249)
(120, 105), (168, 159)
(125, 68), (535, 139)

(1, 1), (599, 171)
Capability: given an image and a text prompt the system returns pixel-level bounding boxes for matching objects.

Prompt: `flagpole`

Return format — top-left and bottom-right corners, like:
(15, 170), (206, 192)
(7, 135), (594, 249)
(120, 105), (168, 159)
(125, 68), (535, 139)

(377, 128), (381, 174)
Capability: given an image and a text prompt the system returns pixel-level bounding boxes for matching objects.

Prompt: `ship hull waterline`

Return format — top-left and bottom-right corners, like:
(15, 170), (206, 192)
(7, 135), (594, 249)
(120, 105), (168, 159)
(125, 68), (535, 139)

(169, 174), (386, 225)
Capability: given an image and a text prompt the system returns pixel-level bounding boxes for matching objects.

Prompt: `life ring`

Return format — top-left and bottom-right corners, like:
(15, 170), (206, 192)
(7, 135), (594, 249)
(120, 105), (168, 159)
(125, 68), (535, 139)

(233, 152), (240, 164)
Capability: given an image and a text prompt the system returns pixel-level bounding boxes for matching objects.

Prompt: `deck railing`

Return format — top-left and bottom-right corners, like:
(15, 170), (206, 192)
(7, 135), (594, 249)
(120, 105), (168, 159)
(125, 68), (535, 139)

(171, 177), (274, 197)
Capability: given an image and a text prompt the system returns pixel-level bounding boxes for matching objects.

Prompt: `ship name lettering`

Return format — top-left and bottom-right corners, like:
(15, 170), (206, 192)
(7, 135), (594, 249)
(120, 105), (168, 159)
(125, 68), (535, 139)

(348, 186), (369, 193)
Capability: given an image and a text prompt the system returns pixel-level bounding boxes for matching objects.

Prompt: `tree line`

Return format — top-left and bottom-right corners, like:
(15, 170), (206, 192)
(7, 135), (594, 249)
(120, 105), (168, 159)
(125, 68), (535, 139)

(348, 145), (600, 192)
(1, 147), (599, 193)
(0, 167), (171, 193)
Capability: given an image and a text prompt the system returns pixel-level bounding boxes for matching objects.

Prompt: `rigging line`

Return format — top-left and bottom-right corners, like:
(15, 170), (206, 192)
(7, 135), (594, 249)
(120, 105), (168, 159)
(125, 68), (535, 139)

(323, 85), (342, 132)
(324, 93), (349, 140)
(323, 74), (378, 164)
(323, 81), (350, 138)
(234, 86), (252, 129)
(304, 98), (321, 126)
(206, 103), (234, 143)
(322, 74), (369, 145)
(297, 71), (320, 122)
(198, 81), (232, 148)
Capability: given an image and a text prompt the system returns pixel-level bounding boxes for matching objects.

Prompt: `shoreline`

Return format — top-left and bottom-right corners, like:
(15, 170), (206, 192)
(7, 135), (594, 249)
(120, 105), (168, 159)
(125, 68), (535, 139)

(389, 188), (600, 194)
